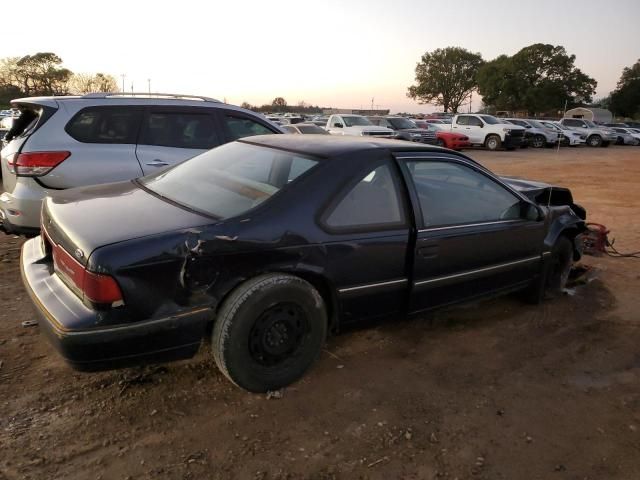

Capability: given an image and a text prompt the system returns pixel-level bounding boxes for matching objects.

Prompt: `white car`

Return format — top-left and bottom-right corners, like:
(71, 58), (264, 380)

(503, 118), (559, 148)
(451, 114), (525, 151)
(610, 127), (640, 145)
(539, 121), (586, 146)
(325, 114), (394, 138)
(559, 118), (617, 147)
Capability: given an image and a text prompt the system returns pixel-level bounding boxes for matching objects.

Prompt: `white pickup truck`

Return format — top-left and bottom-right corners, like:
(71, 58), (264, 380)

(451, 114), (526, 151)
(325, 114), (395, 138)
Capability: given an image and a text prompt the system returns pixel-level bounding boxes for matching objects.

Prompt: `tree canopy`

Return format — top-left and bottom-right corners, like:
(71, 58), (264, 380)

(476, 44), (597, 114)
(407, 47), (484, 113)
(0, 52), (118, 107)
(610, 59), (640, 118)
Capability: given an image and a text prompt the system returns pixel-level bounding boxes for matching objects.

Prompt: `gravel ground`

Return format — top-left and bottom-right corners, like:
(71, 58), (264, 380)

(1, 145), (639, 480)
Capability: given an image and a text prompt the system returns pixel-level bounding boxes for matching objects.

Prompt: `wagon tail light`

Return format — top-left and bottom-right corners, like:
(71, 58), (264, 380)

(47, 234), (123, 307)
(9, 151), (71, 176)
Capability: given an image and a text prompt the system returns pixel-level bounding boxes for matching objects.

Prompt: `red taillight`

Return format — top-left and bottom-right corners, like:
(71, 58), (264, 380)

(13, 151), (70, 176)
(49, 236), (123, 306)
(83, 271), (123, 305)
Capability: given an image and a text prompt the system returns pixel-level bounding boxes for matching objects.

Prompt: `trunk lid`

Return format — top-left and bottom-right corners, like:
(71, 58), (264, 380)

(42, 180), (212, 266)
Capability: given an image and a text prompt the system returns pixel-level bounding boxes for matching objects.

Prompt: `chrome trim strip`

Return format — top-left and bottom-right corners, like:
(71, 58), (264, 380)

(542, 251), (552, 257)
(418, 220), (522, 233)
(338, 278), (408, 294)
(414, 255), (541, 287)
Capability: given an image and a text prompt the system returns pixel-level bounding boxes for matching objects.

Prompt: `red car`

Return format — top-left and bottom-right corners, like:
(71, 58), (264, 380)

(413, 120), (470, 151)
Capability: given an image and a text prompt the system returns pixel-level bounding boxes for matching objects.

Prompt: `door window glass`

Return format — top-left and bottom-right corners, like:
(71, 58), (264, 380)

(66, 107), (141, 144)
(455, 116), (469, 126)
(406, 160), (522, 227)
(467, 116), (483, 127)
(224, 115), (276, 140)
(140, 112), (220, 149)
(325, 164), (405, 229)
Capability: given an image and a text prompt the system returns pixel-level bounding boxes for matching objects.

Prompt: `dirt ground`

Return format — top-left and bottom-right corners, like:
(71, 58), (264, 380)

(1, 145), (639, 480)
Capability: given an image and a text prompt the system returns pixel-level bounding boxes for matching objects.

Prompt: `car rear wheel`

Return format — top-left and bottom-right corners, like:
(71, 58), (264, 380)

(587, 135), (602, 147)
(532, 134), (546, 148)
(212, 273), (327, 392)
(485, 134), (501, 151)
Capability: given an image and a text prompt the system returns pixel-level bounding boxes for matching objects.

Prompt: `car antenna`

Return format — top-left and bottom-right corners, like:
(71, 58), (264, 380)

(549, 99), (568, 208)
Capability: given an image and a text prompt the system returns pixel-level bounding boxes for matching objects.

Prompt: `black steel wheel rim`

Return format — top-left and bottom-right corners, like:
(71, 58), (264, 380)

(249, 303), (309, 366)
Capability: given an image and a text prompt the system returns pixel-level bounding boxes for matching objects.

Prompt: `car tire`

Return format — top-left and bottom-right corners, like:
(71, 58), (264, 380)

(211, 273), (327, 392)
(524, 236), (574, 303)
(485, 134), (501, 151)
(532, 134), (546, 148)
(587, 134), (602, 147)
(616, 136), (624, 145)
(436, 138), (446, 148)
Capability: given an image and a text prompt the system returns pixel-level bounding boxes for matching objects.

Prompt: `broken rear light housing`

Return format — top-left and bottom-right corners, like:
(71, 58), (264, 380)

(44, 230), (124, 307)
(10, 151), (70, 177)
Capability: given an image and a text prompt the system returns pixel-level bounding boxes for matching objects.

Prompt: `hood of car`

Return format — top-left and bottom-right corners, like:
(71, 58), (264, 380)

(42, 181), (211, 265)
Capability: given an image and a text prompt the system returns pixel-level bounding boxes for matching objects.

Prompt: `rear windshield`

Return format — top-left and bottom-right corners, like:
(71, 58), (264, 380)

(4, 107), (41, 142)
(140, 142), (318, 219)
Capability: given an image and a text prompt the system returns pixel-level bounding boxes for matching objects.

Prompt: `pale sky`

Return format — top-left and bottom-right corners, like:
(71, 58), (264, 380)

(2, 0), (639, 113)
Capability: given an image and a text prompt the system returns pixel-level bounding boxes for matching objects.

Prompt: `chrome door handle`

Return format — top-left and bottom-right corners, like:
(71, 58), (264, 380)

(145, 159), (169, 167)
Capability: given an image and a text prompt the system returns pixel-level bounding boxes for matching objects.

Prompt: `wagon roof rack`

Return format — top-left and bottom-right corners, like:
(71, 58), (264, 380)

(81, 92), (221, 103)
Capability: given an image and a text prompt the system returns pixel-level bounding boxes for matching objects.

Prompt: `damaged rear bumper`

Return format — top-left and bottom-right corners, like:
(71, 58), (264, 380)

(21, 237), (211, 371)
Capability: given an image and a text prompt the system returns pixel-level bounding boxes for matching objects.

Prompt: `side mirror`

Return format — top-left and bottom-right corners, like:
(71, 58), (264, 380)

(478, 123), (484, 128)
(523, 202), (544, 221)
(526, 125), (532, 129)
(334, 123), (343, 128)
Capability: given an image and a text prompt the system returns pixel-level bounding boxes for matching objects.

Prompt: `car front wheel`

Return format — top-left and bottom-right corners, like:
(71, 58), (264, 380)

(587, 135), (602, 147)
(212, 274), (327, 392)
(532, 134), (546, 148)
(485, 134), (501, 151)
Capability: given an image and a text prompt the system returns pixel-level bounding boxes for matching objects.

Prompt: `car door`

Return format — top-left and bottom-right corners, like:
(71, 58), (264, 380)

(319, 155), (411, 322)
(136, 107), (222, 175)
(396, 153), (546, 313)
(327, 115), (345, 135)
(453, 115), (483, 143)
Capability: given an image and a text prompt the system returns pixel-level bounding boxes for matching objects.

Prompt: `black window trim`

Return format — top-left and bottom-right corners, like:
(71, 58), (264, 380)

(317, 157), (410, 235)
(394, 153), (533, 231)
(64, 105), (143, 144)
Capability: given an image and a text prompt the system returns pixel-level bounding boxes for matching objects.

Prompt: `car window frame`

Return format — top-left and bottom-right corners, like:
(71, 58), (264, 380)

(394, 152), (531, 231)
(64, 105), (143, 144)
(138, 106), (222, 150)
(318, 157), (409, 235)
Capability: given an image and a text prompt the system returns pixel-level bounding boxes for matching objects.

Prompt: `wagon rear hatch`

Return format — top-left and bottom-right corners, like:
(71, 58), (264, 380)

(1, 98), (59, 192)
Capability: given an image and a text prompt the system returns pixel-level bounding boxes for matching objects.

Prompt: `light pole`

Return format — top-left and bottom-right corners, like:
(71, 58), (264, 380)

(120, 74), (126, 93)
(147, 79), (151, 94)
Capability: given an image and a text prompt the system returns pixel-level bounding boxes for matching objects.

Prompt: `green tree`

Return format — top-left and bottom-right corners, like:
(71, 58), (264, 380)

(477, 44), (597, 114)
(610, 59), (640, 118)
(14, 52), (73, 95)
(407, 47), (484, 113)
(271, 97), (287, 111)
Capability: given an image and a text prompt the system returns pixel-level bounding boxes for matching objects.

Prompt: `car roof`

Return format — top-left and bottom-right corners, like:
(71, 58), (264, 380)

(239, 134), (456, 159)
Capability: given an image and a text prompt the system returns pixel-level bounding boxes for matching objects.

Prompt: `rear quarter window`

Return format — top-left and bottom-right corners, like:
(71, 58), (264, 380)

(65, 107), (141, 144)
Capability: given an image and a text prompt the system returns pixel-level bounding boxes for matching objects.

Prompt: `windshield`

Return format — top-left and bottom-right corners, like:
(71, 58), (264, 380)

(527, 120), (546, 129)
(343, 116), (372, 127)
(388, 117), (417, 129)
(297, 125), (329, 134)
(584, 120), (597, 128)
(141, 142), (318, 219)
(480, 115), (501, 125)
